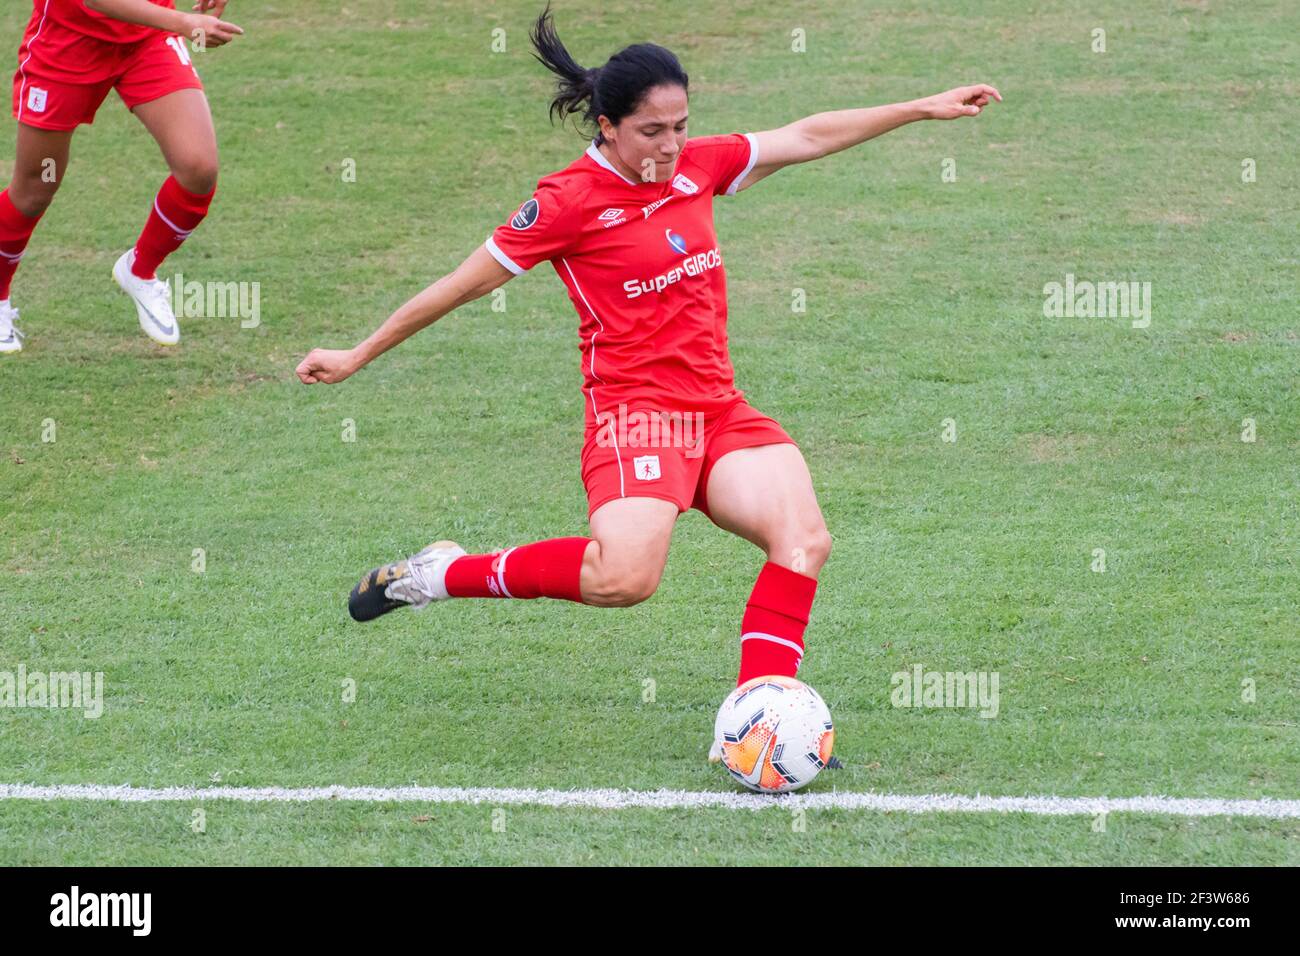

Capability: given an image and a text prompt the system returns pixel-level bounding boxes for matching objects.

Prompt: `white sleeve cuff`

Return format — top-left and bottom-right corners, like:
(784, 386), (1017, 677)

(485, 236), (526, 275)
(724, 132), (760, 196)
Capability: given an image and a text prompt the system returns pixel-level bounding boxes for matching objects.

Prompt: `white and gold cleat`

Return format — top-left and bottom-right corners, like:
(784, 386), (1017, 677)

(348, 540), (466, 622)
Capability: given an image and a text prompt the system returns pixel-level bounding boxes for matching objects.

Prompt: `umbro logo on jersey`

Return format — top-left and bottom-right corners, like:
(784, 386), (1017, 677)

(27, 88), (48, 114)
(510, 198), (540, 230)
(597, 206), (628, 229)
(671, 173), (699, 195)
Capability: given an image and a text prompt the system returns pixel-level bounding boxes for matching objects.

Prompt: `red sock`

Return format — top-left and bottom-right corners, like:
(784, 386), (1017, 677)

(0, 190), (43, 300)
(445, 537), (592, 602)
(131, 176), (215, 279)
(736, 562), (818, 685)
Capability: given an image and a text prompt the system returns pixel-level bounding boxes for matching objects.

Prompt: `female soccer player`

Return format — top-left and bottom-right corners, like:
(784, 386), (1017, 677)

(0, 0), (242, 353)
(296, 9), (999, 723)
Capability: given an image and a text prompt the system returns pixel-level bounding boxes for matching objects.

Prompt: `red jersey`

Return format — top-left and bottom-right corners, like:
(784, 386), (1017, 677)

(30, 0), (175, 46)
(485, 133), (761, 431)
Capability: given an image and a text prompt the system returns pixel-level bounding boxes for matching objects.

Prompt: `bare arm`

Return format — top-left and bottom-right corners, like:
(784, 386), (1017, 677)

(296, 245), (516, 385)
(82, 0), (243, 45)
(739, 84), (1001, 192)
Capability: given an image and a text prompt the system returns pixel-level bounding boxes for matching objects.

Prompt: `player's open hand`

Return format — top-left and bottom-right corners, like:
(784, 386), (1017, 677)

(922, 84), (1001, 120)
(296, 349), (360, 385)
(180, 12), (243, 47)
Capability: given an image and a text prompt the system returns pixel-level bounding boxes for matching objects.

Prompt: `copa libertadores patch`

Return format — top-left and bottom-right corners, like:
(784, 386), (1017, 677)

(510, 198), (540, 230)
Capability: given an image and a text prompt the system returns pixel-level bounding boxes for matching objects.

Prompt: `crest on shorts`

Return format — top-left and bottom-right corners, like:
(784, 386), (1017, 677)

(27, 88), (48, 114)
(510, 198), (540, 230)
(633, 455), (661, 481)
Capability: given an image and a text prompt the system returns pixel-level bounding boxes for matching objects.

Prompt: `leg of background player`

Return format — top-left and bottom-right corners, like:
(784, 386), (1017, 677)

(0, 122), (71, 303)
(704, 443), (832, 684)
(129, 89), (218, 279)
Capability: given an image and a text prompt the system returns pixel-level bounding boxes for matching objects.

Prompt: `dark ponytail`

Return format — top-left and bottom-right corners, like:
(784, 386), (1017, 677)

(530, 3), (689, 145)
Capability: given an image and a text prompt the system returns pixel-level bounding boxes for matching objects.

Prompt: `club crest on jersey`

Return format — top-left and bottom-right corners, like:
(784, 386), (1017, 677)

(27, 88), (48, 114)
(665, 229), (688, 255)
(633, 455), (661, 481)
(510, 198), (540, 231)
(671, 173), (699, 195)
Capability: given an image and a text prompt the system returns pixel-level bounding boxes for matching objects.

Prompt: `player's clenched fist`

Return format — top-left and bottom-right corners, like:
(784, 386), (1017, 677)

(920, 84), (1002, 119)
(296, 348), (360, 385)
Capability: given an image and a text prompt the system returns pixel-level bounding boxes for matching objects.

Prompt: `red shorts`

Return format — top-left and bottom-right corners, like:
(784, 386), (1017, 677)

(582, 398), (798, 520)
(13, 26), (202, 131)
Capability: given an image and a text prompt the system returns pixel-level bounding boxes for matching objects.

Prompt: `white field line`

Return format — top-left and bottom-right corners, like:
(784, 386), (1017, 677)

(1, 784), (1298, 818)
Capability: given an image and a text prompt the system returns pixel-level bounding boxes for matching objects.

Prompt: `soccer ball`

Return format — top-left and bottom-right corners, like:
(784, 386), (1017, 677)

(713, 675), (834, 793)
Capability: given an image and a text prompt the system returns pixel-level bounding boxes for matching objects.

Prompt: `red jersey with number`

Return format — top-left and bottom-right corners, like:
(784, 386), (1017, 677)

(485, 133), (761, 433)
(28, 0), (174, 48)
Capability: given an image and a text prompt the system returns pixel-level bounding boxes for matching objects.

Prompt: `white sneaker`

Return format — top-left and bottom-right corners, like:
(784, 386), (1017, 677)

(708, 739), (724, 764)
(348, 540), (467, 621)
(0, 301), (24, 354)
(112, 250), (179, 346)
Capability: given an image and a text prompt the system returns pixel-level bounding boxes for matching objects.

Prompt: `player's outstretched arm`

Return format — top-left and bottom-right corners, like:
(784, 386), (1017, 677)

(83, 0), (243, 46)
(296, 245), (515, 385)
(741, 84), (1001, 192)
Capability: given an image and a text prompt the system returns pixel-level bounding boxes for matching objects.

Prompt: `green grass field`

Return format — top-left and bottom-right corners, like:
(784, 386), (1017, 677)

(1, 0), (1297, 865)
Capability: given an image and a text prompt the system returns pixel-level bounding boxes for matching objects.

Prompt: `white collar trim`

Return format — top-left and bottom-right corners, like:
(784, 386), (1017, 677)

(586, 140), (640, 185)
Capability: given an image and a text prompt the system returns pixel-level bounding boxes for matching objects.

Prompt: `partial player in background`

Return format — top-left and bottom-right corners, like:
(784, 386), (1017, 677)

(0, 0), (242, 353)
(297, 4), (998, 762)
